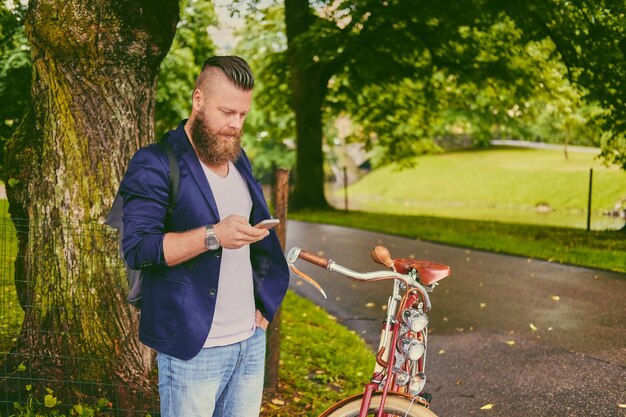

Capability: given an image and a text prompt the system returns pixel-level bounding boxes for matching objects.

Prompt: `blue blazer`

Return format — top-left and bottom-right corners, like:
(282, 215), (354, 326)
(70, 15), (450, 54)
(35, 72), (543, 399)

(119, 121), (289, 360)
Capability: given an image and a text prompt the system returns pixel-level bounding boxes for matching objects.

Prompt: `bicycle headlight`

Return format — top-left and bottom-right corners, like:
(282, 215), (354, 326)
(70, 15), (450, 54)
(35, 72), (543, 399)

(397, 337), (425, 361)
(408, 372), (426, 396)
(393, 368), (410, 386)
(402, 308), (428, 333)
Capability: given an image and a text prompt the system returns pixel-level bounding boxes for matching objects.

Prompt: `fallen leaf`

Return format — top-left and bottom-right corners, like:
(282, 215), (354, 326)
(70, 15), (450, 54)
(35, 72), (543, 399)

(529, 323), (538, 331)
(505, 340), (516, 346)
(271, 399), (285, 406)
(456, 379), (463, 385)
(480, 404), (494, 410)
(551, 295), (560, 301)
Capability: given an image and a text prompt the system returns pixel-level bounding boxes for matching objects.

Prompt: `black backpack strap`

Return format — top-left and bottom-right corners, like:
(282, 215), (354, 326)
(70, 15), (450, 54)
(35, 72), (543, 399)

(157, 139), (180, 220)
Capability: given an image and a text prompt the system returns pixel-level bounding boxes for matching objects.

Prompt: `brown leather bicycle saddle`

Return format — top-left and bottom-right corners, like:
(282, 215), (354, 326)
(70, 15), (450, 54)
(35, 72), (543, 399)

(393, 259), (451, 286)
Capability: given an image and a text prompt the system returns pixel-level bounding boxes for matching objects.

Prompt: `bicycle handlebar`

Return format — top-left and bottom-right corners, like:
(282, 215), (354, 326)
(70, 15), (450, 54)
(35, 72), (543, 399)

(287, 246), (432, 310)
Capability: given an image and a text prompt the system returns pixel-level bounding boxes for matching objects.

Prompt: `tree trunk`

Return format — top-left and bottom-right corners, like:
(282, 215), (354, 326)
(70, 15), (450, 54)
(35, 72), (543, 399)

(285, 0), (330, 210)
(0, 0), (178, 414)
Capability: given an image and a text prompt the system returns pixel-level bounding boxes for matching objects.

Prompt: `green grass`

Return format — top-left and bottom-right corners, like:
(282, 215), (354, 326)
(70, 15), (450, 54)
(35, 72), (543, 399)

(290, 210), (626, 273)
(0, 199), (22, 355)
(338, 147), (626, 231)
(261, 291), (375, 416)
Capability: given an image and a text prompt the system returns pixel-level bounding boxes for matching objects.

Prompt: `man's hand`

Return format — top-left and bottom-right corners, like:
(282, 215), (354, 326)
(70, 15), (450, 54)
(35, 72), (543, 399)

(255, 310), (269, 331)
(214, 215), (269, 249)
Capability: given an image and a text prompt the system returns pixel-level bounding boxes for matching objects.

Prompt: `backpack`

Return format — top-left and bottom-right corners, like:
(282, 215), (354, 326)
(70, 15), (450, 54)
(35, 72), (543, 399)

(105, 139), (179, 308)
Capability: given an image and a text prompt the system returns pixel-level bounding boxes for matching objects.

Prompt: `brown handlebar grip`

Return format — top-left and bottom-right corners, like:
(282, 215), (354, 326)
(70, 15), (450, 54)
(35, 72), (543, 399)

(371, 246), (394, 268)
(298, 249), (331, 269)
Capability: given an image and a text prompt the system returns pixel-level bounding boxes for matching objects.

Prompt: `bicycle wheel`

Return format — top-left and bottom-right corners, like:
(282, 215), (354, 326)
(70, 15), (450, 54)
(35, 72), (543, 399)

(320, 392), (438, 417)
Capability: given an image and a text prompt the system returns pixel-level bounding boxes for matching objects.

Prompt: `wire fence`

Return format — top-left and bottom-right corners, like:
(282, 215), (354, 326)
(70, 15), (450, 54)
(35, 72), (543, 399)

(0, 217), (159, 417)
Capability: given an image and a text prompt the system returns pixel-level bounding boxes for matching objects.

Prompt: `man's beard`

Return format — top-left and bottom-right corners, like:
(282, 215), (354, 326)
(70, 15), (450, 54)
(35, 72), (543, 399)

(190, 109), (243, 166)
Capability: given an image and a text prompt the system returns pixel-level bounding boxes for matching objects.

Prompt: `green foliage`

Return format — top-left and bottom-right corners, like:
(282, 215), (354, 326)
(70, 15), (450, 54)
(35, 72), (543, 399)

(498, 0), (626, 168)
(0, 2), (31, 164)
(235, 0), (626, 176)
(154, 0), (217, 136)
(10, 385), (112, 417)
(234, 5), (296, 180)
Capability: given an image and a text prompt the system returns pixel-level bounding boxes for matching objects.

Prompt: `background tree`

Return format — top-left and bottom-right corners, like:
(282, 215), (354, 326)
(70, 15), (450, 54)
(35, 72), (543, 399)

(235, 0), (626, 209)
(0, 0), (178, 411)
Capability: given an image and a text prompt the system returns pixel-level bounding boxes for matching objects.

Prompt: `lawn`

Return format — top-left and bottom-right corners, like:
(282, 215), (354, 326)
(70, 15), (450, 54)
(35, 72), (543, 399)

(338, 146), (626, 231)
(290, 210), (626, 273)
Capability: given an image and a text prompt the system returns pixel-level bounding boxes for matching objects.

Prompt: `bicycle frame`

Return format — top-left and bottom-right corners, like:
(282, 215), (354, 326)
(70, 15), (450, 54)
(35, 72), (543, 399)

(287, 246), (451, 417)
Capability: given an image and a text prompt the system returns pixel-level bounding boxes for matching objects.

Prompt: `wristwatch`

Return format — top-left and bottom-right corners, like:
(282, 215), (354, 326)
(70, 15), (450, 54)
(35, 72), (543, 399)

(204, 225), (220, 250)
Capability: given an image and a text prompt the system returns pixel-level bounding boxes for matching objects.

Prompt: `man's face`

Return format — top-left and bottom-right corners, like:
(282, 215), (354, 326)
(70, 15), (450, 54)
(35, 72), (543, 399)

(190, 73), (253, 167)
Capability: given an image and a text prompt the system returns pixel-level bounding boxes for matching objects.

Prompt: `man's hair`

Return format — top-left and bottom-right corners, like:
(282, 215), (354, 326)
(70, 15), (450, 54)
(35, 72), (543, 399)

(197, 56), (254, 91)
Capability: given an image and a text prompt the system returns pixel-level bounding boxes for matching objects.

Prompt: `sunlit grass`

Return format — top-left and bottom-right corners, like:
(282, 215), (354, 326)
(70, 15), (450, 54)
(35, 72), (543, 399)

(337, 147), (626, 231)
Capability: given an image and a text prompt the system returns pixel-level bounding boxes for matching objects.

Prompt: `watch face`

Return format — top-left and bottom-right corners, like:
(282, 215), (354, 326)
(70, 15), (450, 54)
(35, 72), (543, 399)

(206, 236), (220, 250)
(205, 231), (220, 250)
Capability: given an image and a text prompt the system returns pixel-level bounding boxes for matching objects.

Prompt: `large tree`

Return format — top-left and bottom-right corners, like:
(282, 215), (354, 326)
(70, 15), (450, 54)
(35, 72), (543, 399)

(238, 0), (626, 209)
(1, 0), (178, 412)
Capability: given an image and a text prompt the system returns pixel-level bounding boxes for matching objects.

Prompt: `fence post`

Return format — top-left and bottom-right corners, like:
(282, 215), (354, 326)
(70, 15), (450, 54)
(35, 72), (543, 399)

(343, 166), (348, 211)
(586, 168), (593, 232)
(264, 168), (289, 389)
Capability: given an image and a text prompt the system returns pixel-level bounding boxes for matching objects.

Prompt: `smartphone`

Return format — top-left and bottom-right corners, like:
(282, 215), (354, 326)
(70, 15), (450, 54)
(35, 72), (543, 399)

(255, 219), (280, 230)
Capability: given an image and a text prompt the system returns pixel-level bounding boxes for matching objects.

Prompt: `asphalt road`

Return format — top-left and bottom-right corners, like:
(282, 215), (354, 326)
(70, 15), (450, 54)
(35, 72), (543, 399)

(285, 220), (626, 417)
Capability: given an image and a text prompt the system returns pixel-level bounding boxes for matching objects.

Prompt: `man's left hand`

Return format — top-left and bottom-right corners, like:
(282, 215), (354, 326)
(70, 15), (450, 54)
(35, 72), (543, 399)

(255, 310), (269, 331)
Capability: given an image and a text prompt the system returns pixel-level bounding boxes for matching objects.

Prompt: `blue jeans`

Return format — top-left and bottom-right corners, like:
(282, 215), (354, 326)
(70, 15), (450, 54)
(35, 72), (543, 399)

(157, 328), (266, 417)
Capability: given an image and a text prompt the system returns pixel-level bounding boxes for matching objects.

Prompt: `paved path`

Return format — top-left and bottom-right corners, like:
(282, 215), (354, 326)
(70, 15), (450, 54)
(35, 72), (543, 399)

(285, 221), (626, 417)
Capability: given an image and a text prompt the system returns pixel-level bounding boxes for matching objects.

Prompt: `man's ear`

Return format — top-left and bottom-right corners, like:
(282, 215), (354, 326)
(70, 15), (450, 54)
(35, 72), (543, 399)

(191, 88), (204, 112)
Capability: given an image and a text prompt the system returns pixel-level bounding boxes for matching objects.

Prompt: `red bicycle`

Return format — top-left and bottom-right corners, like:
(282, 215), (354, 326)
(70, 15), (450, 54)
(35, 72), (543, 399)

(287, 245), (451, 417)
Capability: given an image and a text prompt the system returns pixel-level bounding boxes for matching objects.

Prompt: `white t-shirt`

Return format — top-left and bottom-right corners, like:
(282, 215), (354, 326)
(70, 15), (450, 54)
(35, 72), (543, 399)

(201, 161), (255, 347)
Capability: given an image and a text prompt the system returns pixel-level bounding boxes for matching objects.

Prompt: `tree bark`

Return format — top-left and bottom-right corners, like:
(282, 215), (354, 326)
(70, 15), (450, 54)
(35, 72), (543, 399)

(285, 0), (331, 210)
(0, 0), (178, 413)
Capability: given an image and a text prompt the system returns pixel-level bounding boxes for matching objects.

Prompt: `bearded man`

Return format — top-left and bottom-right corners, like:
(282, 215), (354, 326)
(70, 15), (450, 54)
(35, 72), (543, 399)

(119, 56), (289, 417)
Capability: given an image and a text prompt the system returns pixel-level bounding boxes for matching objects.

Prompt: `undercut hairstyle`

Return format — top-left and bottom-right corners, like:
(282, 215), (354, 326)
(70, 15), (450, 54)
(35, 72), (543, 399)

(196, 55), (254, 91)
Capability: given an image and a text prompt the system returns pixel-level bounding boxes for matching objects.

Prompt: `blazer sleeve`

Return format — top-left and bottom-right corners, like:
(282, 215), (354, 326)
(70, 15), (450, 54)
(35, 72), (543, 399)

(119, 144), (171, 270)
